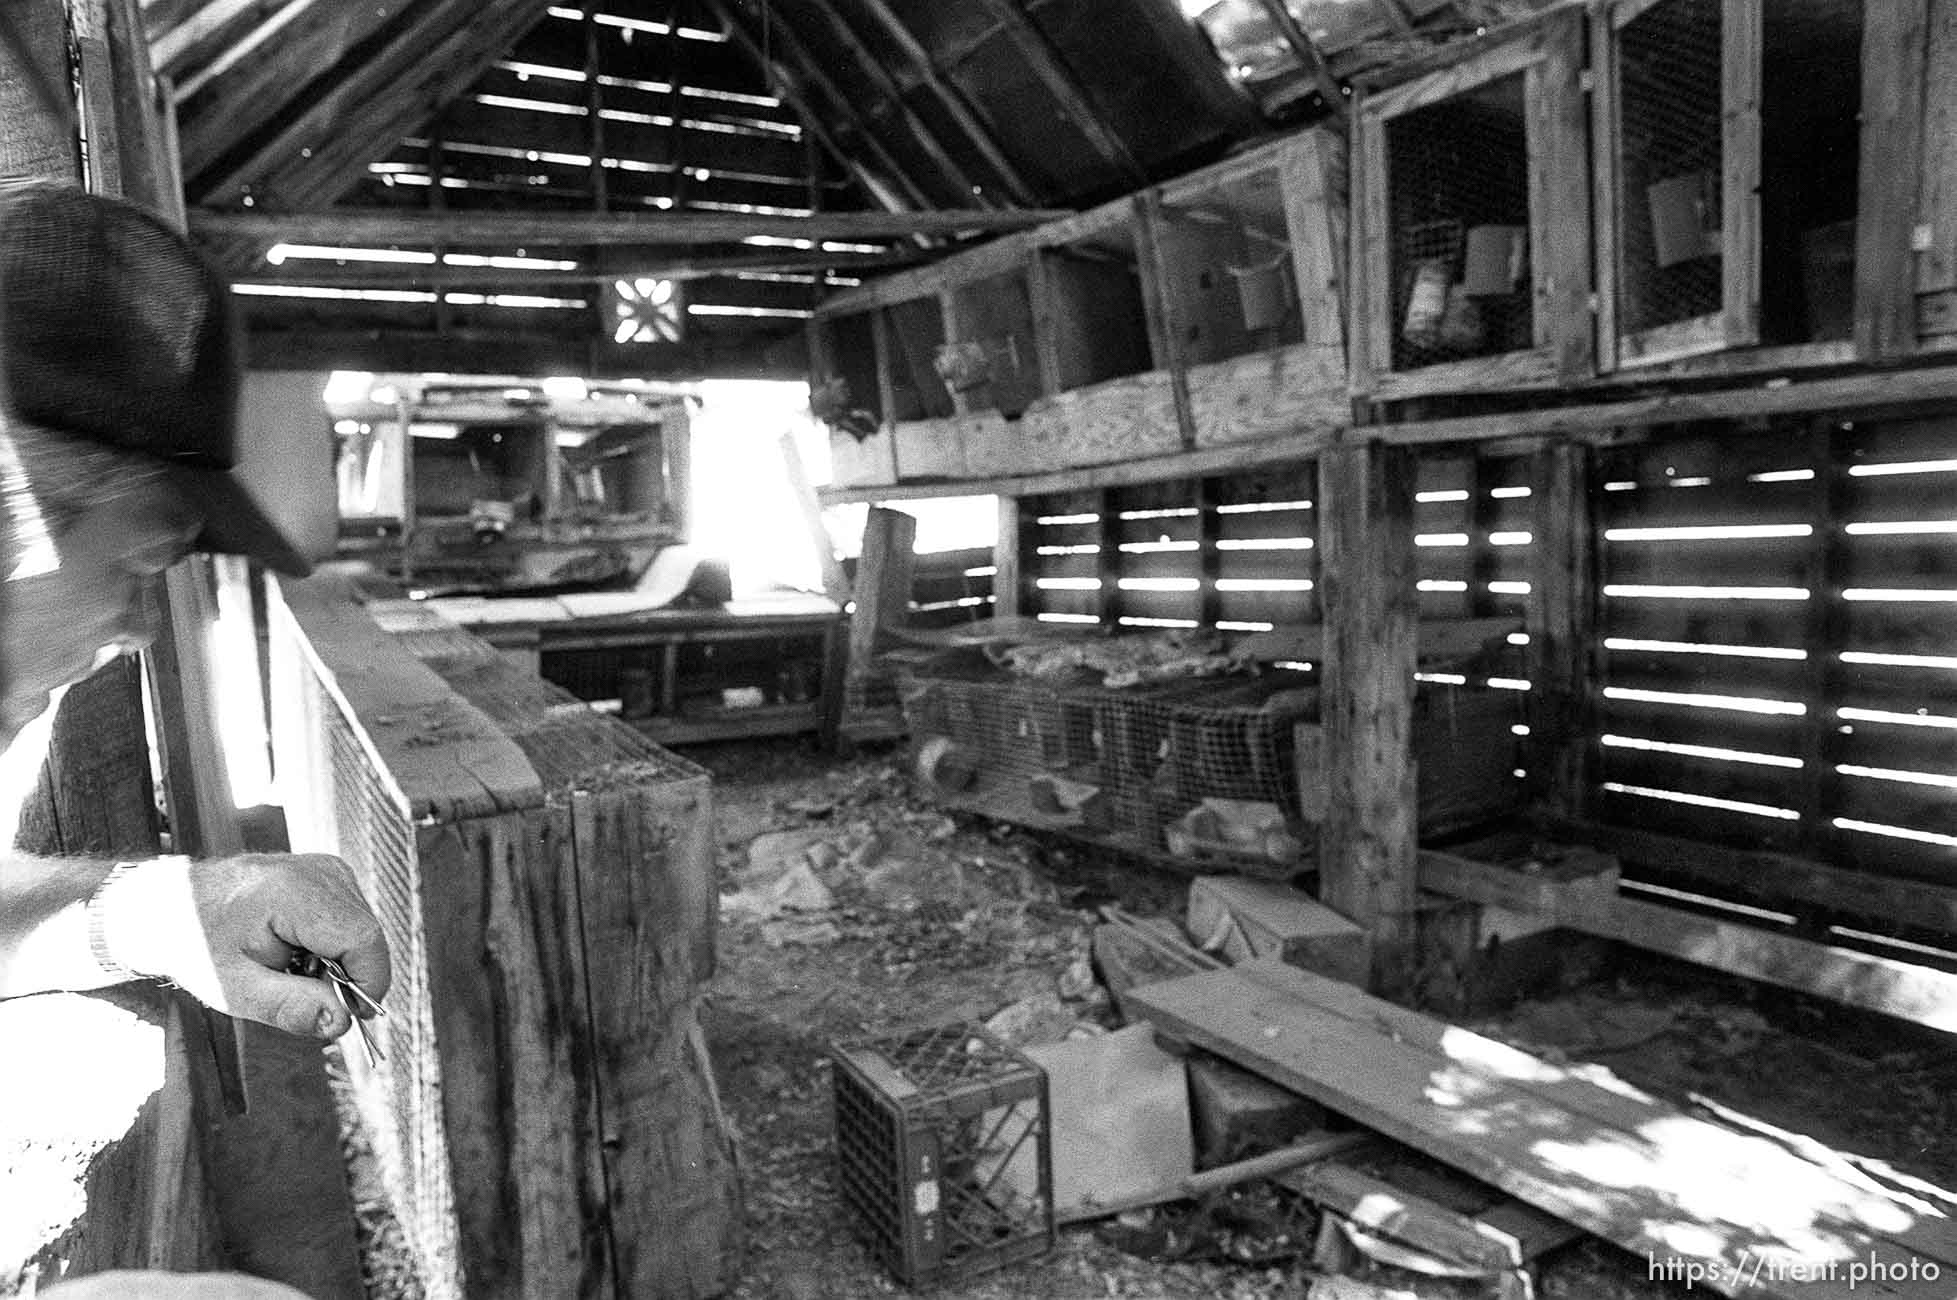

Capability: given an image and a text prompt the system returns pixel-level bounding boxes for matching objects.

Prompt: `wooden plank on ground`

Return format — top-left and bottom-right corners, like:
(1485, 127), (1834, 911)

(1279, 1161), (1528, 1273)
(1127, 962), (1957, 1299)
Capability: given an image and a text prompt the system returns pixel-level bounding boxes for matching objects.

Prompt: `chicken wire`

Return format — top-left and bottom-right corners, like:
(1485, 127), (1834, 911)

(901, 663), (1318, 877)
(1385, 70), (1534, 370)
(1612, 0), (1725, 338)
(268, 596), (464, 1300)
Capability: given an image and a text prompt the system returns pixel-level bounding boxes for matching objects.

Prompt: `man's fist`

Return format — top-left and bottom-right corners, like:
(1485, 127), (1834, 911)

(99, 854), (390, 1040)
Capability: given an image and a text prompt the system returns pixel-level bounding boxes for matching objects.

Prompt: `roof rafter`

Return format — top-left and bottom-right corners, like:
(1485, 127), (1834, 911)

(700, 0), (914, 215)
(193, 0), (552, 206)
(798, 1), (996, 208)
(843, 0), (1036, 207)
(708, 0), (939, 212)
(174, 0), (416, 182)
(965, 0), (1146, 186)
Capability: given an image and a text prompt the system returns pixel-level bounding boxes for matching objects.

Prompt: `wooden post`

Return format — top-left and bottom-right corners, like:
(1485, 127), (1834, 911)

(1134, 190), (1197, 448)
(779, 431), (849, 602)
(1316, 440), (1418, 992)
(842, 506), (917, 740)
(1195, 476), (1222, 628)
(92, 4), (365, 1294)
(1095, 488), (1123, 627)
(1854, 0), (1929, 362)
(994, 495), (1025, 619)
(1794, 421), (1847, 904)
(1524, 439), (1595, 819)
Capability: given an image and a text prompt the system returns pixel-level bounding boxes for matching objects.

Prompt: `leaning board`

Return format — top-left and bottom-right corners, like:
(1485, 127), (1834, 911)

(1128, 962), (1957, 1299)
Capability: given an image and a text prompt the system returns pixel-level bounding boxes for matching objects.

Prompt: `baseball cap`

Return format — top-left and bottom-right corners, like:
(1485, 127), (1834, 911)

(0, 182), (317, 576)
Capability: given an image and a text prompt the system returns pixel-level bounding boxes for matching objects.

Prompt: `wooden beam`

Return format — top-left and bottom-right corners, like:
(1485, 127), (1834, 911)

(842, 506), (917, 737)
(800, 1), (995, 209)
(712, 0), (942, 212)
(229, 247), (923, 290)
(170, 0), (331, 103)
(264, 1), (592, 210)
(1134, 190), (1195, 448)
(1524, 439), (1593, 815)
(846, 0), (1038, 205)
(779, 431), (849, 601)
(1317, 440), (1418, 991)
(966, 0), (1146, 185)
(1854, 0), (1929, 361)
(817, 422), (1332, 505)
(703, 0), (914, 218)
(1539, 817), (1957, 940)
(1420, 851), (1957, 1034)
(1366, 363), (1957, 447)
(1604, 894), (1957, 1032)
(149, 0), (265, 77)
(183, 0), (535, 204)
(1248, 0), (1345, 116)
(173, 0), (411, 177)
(992, 494), (1024, 618)
(193, 205), (1069, 247)
(240, 325), (806, 380)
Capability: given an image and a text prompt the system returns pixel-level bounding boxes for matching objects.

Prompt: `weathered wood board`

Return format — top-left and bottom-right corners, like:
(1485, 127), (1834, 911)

(1129, 961), (1957, 1300)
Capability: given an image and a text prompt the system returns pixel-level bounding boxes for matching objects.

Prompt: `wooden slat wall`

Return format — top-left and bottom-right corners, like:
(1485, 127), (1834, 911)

(1012, 412), (1953, 922)
(905, 545), (998, 628)
(1023, 464), (1323, 644)
(1593, 418), (1957, 888)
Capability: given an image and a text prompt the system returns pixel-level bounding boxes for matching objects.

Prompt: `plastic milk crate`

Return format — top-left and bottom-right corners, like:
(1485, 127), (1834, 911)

(831, 1023), (1054, 1286)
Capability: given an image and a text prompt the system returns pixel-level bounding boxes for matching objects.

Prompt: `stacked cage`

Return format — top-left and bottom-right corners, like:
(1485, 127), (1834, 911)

(902, 661), (1319, 877)
(1385, 72), (1534, 370)
(1611, 0), (1727, 344)
(832, 1023), (1053, 1287)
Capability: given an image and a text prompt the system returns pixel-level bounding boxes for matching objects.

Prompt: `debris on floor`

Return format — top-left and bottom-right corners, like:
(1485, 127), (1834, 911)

(682, 740), (1957, 1300)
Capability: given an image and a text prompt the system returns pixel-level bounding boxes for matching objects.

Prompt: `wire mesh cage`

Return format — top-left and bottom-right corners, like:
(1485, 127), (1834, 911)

(1385, 71), (1534, 371)
(1611, 0), (1726, 341)
(901, 662), (1319, 877)
(832, 1023), (1054, 1287)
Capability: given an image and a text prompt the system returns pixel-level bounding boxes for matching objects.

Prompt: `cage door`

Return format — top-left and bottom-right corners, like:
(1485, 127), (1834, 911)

(1594, 0), (1763, 369)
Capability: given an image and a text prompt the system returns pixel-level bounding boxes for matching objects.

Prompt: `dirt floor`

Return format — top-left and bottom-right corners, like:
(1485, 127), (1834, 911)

(341, 736), (1957, 1300)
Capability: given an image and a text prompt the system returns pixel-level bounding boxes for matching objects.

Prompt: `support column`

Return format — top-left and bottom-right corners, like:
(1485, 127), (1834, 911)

(1317, 440), (1418, 993)
(993, 495), (1024, 619)
(841, 506), (917, 743)
(1526, 439), (1595, 817)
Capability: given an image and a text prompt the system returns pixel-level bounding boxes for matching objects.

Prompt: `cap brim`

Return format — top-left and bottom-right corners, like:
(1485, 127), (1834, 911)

(167, 461), (315, 577)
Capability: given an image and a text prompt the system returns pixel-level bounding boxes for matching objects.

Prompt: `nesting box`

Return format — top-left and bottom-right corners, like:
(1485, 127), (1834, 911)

(1353, 8), (1591, 399)
(1593, 0), (1866, 366)
(832, 1023), (1053, 1287)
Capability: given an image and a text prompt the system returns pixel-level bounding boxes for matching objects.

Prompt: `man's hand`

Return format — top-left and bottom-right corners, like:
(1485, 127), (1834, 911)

(99, 854), (391, 1040)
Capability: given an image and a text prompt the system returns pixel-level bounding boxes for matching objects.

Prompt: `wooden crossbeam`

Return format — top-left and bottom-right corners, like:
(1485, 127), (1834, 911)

(846, 0), (1037, 205)
(149, 0), (266, 76)
(1417, 850), (1957, 1034)
(227, 247), (924, 290)
(174, 0), (416, 177)
(965, 0), (1146, 185)
(710, 0), (940, 212)
(191, 205), (1072, 247)
(801, 2), (993, 209)
(258, 0), (554, 210)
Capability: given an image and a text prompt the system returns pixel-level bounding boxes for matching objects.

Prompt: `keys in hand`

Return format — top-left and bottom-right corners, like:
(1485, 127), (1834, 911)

(289, 950), (387, 1065)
